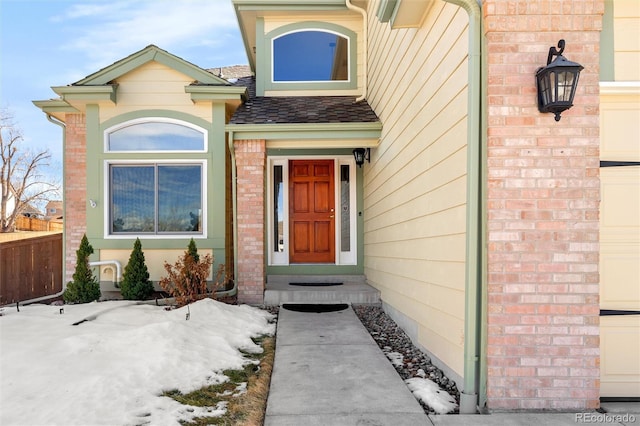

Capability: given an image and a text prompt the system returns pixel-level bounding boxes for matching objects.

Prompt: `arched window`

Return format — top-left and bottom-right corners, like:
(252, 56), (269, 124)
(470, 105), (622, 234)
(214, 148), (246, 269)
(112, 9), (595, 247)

(273, 30), (349, 82)
(104, 118), (207, 236)
(262, 22), (357, 92)
(106, 119), (206, 152)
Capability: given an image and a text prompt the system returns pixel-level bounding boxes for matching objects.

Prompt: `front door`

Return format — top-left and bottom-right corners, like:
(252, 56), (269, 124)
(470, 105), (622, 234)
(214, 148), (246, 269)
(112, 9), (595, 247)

(289, 160), (335, 263)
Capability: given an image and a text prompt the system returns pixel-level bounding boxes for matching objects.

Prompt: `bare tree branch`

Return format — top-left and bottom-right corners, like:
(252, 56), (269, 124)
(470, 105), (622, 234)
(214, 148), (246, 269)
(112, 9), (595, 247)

(1, 108), (60, 232)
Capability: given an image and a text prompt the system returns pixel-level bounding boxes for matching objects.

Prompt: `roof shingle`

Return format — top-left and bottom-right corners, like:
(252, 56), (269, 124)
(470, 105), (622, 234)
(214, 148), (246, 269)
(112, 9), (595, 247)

(229, 76), (380, 125)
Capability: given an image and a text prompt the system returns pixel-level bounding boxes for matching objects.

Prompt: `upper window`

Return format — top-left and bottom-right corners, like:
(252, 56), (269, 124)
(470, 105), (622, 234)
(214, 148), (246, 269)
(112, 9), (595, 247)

(260, 21), (357, 94)
(106, 119), (206, 152)
(273, 30), (349, 82)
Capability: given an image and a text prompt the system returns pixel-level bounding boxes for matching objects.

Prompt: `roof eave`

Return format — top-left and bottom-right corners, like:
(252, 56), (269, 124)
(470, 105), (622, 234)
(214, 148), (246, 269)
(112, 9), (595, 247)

(185, 85), (249, 102)
(74, 45), (228, 86)
(226, 121), (382, 146)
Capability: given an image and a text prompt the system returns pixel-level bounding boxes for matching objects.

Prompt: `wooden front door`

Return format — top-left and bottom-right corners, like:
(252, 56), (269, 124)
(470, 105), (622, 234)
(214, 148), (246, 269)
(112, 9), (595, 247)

(289, 160), (335, 263)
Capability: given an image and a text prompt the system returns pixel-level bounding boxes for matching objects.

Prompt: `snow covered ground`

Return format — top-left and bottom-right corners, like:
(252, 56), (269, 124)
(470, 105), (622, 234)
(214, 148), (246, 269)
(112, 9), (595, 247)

(0, 299), (275, 425)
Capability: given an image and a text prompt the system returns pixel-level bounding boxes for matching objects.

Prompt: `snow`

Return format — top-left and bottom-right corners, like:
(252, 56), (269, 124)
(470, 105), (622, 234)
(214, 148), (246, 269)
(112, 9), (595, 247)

(405, 377), (458, 414)
(0, 299), (275, 425)
(384, 351), (404, 367)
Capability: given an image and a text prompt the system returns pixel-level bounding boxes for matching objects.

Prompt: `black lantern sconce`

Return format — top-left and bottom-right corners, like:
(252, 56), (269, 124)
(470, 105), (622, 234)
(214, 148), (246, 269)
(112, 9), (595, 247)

(353, 148), (370, 167)
(535, 39), (584, 121)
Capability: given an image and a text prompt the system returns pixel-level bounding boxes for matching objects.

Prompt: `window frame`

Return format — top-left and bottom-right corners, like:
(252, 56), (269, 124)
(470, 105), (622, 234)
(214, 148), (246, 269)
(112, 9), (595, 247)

(104, 117), (208, 153)
(263, 21), (358, 92)
(104, 159), (207, 240)
(266, 155), (357, 266)
(271, 28), (351, 84)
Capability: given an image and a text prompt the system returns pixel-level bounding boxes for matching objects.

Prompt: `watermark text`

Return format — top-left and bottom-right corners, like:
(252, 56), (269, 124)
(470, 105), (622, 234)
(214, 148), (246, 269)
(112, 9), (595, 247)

(576, 412), (637, 423)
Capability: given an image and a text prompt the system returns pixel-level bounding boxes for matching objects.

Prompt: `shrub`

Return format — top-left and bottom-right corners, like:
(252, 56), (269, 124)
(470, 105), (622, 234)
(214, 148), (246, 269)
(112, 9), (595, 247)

(159, 239), (225, 307)
(63, 234), (101, 304)
(120, 238), (154, 300)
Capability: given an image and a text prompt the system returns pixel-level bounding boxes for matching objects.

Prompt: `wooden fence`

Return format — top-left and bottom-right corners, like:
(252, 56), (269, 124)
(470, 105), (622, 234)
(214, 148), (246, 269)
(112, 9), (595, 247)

(0, 233), (63, 305)
(15, 216), (63, 232)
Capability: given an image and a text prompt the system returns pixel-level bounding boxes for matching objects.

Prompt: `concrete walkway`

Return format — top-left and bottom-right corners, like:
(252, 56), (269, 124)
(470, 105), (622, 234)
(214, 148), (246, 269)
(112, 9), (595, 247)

(264, 304), (430, 425)
(265, 304), (640, 426)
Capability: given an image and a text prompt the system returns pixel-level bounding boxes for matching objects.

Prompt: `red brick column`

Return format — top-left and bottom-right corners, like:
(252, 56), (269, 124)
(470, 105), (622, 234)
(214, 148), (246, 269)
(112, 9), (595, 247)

(64, 114), (87, 283)
(234, 139), (266, 304)
(483, 0), (603, 411)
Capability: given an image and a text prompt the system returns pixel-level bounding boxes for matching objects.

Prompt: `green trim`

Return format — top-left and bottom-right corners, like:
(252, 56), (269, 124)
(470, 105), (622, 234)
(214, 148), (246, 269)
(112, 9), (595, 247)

(94, 239), (225, 251)
(261, 21), (358, 94)
(600, 0), (615, 81)
(256, 17), (266, 96)
(227, 122), (382, 141)
(185, 85), (248, 102)
(376, 0), (398, 23)
(442, 0), (484, 414)
(86, 104), (102, 243)
(101, 110), (214, 134)
(52, 85), (118, 104)
(32, 99), (78, 114)
(74, 45), (228, 86)
(85, 109), (227, 253)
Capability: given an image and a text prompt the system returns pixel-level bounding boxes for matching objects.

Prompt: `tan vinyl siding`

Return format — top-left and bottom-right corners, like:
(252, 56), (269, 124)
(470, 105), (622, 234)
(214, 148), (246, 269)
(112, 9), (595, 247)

(364, 1), (469, 378)
(100, 62), (213, 123)
(100, 249), (214, 283)
(613, 0), (640, 81)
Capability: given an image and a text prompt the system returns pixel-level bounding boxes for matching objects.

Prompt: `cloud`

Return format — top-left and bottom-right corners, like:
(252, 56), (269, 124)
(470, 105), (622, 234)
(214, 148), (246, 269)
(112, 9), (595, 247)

(55, 0), (241, 72)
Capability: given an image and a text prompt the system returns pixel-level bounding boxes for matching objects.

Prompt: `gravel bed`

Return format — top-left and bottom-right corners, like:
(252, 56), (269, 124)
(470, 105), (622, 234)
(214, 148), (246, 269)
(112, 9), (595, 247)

(263, 303), (460, 415)
(352, 304), (460, 415)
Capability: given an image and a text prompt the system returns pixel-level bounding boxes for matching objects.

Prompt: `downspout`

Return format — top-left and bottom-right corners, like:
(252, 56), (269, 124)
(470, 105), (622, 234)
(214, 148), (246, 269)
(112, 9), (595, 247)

(442, 0), (484, 414)
(345, 0), (367, 102)
(217, 130), (238, 298)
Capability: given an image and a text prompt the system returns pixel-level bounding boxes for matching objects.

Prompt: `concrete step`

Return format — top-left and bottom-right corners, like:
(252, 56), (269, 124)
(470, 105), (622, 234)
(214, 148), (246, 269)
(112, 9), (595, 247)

(264, 275), (380, 306)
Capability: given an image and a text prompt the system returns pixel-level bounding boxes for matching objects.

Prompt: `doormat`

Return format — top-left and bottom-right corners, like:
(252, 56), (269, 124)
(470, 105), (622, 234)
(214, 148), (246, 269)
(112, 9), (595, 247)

(289, 282), (343, 286)
(283, 303), (349, 313)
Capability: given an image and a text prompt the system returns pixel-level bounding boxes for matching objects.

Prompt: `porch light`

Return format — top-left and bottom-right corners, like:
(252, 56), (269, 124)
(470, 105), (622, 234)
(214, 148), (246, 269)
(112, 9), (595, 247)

(353, 148), (370, 167)
(535, 39), (583, 121)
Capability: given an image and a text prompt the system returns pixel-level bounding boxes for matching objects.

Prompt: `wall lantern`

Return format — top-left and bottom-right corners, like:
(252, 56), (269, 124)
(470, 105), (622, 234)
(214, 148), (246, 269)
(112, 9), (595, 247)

(535, 39), (584, 121)
(353, 148), (370, 167)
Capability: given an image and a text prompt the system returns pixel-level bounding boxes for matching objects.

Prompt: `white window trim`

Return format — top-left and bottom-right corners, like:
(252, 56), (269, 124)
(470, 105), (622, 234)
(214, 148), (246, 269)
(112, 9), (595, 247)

(267, 155), (357, 266)
(104, 117), (208, 153)
(337, 156), (357, 265)
(268, 158), (289, 265)
(271, 29), (352, 84)
(103, 159), (207, 240)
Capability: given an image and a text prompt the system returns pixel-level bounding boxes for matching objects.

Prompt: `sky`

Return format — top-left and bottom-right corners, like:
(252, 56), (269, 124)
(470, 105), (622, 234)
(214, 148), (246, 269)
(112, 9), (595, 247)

(0, 0), (249, 177)
(0, 299), (276, 425)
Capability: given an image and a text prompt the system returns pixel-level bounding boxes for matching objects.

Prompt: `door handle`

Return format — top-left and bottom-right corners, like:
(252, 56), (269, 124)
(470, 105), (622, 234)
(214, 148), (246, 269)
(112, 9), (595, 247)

(329, 215), (335, 218)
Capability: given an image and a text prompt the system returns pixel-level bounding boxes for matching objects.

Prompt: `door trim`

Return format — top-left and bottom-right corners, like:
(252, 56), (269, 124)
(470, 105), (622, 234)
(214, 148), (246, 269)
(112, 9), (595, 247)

(267, 155), (357, 266)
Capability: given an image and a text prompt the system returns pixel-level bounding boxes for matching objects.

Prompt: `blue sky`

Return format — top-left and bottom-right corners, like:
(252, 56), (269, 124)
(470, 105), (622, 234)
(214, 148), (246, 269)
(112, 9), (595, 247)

(0, 0), (248, 177)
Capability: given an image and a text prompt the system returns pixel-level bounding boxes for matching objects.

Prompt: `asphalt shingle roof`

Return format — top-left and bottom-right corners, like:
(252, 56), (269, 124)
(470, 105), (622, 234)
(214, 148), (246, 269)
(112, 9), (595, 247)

(229, 76), (380, 125)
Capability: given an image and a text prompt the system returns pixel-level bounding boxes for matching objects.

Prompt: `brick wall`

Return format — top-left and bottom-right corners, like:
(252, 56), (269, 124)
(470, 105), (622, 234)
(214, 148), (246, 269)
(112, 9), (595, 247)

(234, 139), (266, 304)
(484, 0), (603, 411)
(64, 114), (87, 283)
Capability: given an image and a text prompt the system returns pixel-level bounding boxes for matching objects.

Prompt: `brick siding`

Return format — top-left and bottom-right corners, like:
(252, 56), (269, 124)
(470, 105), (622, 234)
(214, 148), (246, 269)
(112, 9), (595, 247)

(63, 114), (87, 283)
(234, 139), (266, 304)
(484, 0), (603, 411)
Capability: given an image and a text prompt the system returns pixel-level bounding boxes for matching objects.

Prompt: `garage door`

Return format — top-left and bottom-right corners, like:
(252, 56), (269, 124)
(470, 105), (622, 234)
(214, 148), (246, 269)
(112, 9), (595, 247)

(600, 164), (640, 398)
(599, 91), (640, 399)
